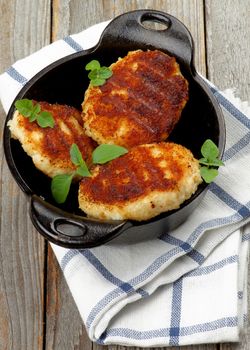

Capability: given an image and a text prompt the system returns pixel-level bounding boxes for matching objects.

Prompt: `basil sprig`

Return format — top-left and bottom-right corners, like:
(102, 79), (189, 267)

(51, 143), (128, 204)
(51, 144), (91, 204)
(85, 59), (112, 86)
(70, 143), (92, 177)
(51, 173), (74, 204)
(50, 139), (224, 203)
(92, 144), (128, 164)
(199, 139), (224, 183)
(15, 99), (55, 128)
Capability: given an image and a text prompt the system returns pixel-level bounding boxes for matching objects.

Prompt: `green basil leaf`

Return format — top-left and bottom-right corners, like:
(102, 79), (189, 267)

(198, 157), (209, 165)
(76, 164), (91, 177)
(14, 99), (33, 117)
(86, 60), (112, 86)
(98, 67), (113, 79)
(28, 103), (41, 122)
(51, 173), (74, 204)
(70, 143), (84, 166)
(85, 60), (100, 71)
(200, 166), (219, 183)
(209, 159), (225, 167)
(92, 144), (128, 164)
(88, 68), (112, 81)
(37, 111), (55, 128)
(32, 103), (41, 115)
(199, 157), (224, 167)
(88, 70), (99, 80)
(91, 78), (106, 86)
(14, 99), (55, 129)
(29, 113), (37, 122)
(201, 139), (219, 161)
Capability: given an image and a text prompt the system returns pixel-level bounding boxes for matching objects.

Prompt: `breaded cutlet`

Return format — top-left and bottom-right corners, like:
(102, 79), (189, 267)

(82, 50), (189, 149)
(8, 102), (96, 178)
(78, 142), (202, 221)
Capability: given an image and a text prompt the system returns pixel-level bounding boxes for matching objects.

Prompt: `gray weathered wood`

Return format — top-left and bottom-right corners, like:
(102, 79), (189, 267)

(205, 0), (250, 101)
(205, 1), (250, 350)
(0, 0), (50, 349)
(52, 0), (206, 76)
(45, 246), (92, 350)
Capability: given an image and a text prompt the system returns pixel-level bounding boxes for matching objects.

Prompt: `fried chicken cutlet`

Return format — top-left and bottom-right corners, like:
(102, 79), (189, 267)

(82, 50), (189, 149)
(78, 142), (202, 221)
(8, 102), (96, 178)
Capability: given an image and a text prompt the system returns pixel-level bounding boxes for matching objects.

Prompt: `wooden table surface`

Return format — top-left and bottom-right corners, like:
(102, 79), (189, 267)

(0, 1), (249, 349)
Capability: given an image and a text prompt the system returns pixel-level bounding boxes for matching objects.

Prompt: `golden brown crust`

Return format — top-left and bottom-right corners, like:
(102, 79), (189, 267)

(78, 142), (202, 221)
(82, 50), (189, 148)
(8, 102), (97, 178)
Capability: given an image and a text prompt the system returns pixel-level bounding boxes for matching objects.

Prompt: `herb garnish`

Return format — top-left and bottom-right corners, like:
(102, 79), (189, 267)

(51, 144), (91, 204)
(92, 144), (128, 164)
(85, 59), (113, 86)
(51, 173), (74, 204)
(70, 143), (92, 177)
(51, 143), (128, 204)
(15, 99), (55, 128)
(199, 139), (224, 183)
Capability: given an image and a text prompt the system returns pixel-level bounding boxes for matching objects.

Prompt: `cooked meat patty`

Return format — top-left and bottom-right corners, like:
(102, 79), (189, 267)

(78, 142), (202, 221)
(82, 50), (189, 149)
(8, 102), (96, 178)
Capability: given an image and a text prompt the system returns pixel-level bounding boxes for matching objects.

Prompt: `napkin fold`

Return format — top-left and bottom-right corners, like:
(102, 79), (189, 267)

(1, 21), (250, 347)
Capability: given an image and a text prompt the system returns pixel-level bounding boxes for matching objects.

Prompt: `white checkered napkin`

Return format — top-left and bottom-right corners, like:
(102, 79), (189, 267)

(1, 21), (250, 347)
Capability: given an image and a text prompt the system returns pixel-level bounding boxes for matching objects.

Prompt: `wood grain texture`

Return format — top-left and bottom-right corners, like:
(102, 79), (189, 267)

(205, 1), (250, 350)
(205, 0), (250, 100)
(45, 246), (92, 350)
(0, 0), (51, 349)
(52, 0), (206, 75)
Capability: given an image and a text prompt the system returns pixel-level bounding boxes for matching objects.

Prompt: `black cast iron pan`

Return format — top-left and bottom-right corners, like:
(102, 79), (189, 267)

(3, 10), (226, 248)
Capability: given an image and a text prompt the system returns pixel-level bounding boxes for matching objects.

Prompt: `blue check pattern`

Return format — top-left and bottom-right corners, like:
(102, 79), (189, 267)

(2, 27), (250, 346)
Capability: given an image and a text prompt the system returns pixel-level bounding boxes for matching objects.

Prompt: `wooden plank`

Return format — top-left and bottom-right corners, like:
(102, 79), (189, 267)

(47, 1), (218, 350)
(52, 0), (206, 75)
(0, 0), (51, 349)
(205, 1), (250, 350)
(205, 0), (250, 100)
(45, 246), (92, 350)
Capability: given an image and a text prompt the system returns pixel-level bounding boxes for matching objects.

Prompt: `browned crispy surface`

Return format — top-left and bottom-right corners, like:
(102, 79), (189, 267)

(82, 145), (182, 204)
(33, 102), (95, 166)
(82, 50), (189, 149)
(79, 143), (202, 221)
(8, 102), (97, 177)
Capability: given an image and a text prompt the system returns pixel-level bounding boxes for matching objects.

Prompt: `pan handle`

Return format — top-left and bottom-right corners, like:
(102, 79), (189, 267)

(99, 9), (194, 70)
(30, 195), (129, 248)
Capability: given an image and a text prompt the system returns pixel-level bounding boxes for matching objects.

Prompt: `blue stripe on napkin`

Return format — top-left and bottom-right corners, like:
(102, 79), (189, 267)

(223, 131), (250, 161)
(103, 314), (237, 343)
(210, 183), (250, 218)
(187, 255), (238, 277)
(85, 211), (242, 330)
(97, 254), (238, 344)
(242, 232), (250, 242)
(61, 249), (148, 297)
(160, 234), (205, 264)
(98, 316), (238, 344)
(210, 87), (250, 129)
(6, 66), (28, 85)
(63, 36), (83, 52)
(169, 279), (183, 345)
